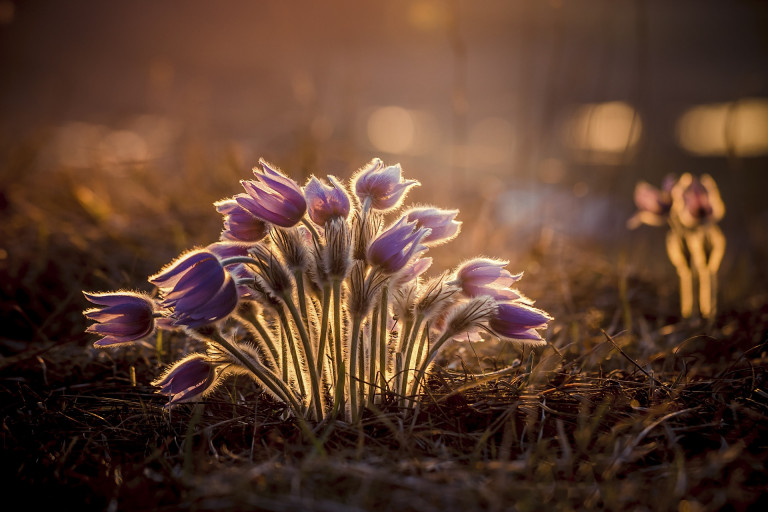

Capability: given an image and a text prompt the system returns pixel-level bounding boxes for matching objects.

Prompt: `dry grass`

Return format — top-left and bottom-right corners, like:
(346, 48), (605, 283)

(1, 147), (767, 511)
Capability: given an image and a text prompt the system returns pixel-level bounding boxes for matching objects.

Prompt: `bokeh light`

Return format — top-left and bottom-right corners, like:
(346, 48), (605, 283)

(563, 101), (642, 164)
(676, 98), (768, 156)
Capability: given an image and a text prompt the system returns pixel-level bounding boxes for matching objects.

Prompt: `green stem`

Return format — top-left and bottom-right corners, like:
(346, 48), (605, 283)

(400, 314), (424, 406)
(237, 310), (279, 369)
(368, 298), (379, 406)
(316, 284), (332, 385)
(301, 218), (322, 244)
(349, 314), (362, 423)
(294, 270), (310, 330)
(409, 331), (452, 409)
(332, 279), (346, 413)
(378, 288), (389, 396)
(277, 306), (307, 402)
(406, 328), (430, 409)
(283, 293), (324, 421)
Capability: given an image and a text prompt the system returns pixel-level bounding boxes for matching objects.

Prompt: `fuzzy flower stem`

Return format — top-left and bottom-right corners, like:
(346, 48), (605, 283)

(378, 287), (389, 396)
(276, 305), (308, 403)
(332, 278), (346, 410)
(399, 314), (425, 405)
(282, 292), (324, 420)
(407, 328), (430, 408)
(368, 297), (380, 406)
(205, 330), (324, 453)
(232, 313), (278, 370)
(348, 313), (363, 422)
(293, 269), (309, 329)
(301, 218), (322, 244)
(219, 255), (260, 267)
(409, 331), (453, 404)
(316, 283), (332, 384)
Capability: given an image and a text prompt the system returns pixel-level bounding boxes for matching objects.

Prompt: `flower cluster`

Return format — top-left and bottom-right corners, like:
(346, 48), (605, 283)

(84, 158), (552, 422)
(629, 173), (726, 319)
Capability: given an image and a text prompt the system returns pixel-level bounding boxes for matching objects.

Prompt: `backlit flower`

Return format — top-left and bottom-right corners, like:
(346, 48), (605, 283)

(628, 176), (675, 229)
(83, 291), (156, 347)
(405, 207), (461, 245)
(489, 301), (552, 343)
(149, 250), (238, 328)
(452, 258), (523, 301)
(352, 158), (419, 212)
(237, 159), (307, 227)
(152, 354), (217, 404)
(367, 216), (430, 274)
(672, 173), (725, 228)
(214, 198), (270, 242)
(304, 175), (351, 226)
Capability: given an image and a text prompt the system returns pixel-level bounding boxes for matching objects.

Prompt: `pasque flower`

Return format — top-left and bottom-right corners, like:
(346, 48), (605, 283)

(489, 301), (552, 343)
(83, 291), (156, 347)
(149, 250), (238, 328)
(628, 176), (675, 229)
(304, 175), (351, 226)
(214, 198), (270, 242)
(352, 158), (419, 211)
(672, 173), (725, 229)
(237, 159), (307, 227)
(367, 216), (430, 274)
(405, 207), (461, 245)
(452, 258), (523, 301)
(152, 354), (217, 404)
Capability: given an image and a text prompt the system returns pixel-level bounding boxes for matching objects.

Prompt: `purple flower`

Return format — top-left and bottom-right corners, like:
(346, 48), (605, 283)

(488, 301), (552, 342)
(149, 250), (238, 328)
(214, 198), (270, 242)
(237, 159), (307, 227)
(352, 158), (419, 212)
(405, 207), (461, 245)
(452, 258), (523, 301)
(83, 291), (156, 347)
(304, 175), (351, 226)
(367, 216), (430, 274)
(628, 176), (675, 229)
(152, 354), (216, 404)
(673, 173), (725, 228)
(206, 241), (257, 298)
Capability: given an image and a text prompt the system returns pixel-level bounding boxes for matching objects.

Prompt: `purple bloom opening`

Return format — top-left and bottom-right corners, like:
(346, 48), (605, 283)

(673, 173), (725, 228)
(352, 158), (419, 212)
(149, 250), (239, 328)
(404, 207), (461, 245)
(367, 216), (430, 274)
(453, 258), (523, 301)
(628, 177), (675, 229)
(214, 198), (270, 242)
(152, 354), (216, 404)
(489, 301), (552, 343)
(83, 291), (156, 347)
(237, 159), (307, 227)
(304, 175), (351, 226)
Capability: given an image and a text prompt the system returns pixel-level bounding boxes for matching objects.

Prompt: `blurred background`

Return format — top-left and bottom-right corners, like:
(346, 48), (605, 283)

(1, 0), (767, 347)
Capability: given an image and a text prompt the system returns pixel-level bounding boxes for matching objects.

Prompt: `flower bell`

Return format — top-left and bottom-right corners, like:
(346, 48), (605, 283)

(404, 207), (461, 245)
(149, 250), (239, 328)
(237, 159), (307, 227)
(452, 258), (523, 301)
(352, 158), (419, 212)
(628, 176), (675, 229)
(673, 173), (725, 229)
(488, 301), (552, 343)
(214, 198), (270, 242)
(83, 291), (156, 347)
(152, 354), (217, 404)
(304, 175), (351, 226)
(367, 216), (430, 274)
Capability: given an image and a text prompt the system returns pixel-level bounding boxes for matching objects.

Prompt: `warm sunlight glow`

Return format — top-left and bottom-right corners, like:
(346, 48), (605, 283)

(564, 101), (642, 164)
(468, 117), (514, 166)
(367, 106), (416, 154)
(677, 98), (768, 156)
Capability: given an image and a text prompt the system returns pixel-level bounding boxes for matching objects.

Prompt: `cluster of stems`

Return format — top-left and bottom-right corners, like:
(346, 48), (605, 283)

(84, 158), (552, 423)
